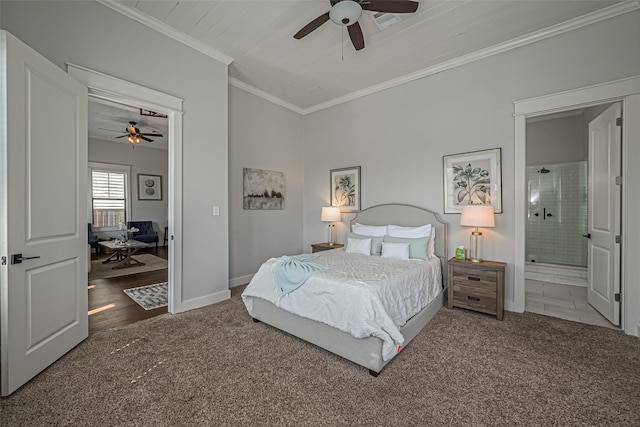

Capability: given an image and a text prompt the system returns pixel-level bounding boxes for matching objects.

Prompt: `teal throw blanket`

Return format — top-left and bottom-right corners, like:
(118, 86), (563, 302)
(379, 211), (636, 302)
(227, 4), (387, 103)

(274, 254), (328, 297)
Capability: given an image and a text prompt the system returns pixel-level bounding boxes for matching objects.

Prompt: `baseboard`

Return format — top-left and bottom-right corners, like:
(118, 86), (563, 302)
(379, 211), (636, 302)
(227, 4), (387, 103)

(172, 289), (230, 313)
(229, 274), (253, 288)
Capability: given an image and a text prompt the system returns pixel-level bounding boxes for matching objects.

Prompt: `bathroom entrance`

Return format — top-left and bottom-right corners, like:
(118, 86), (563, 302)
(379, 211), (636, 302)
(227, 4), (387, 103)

(524, 102), (621, 328)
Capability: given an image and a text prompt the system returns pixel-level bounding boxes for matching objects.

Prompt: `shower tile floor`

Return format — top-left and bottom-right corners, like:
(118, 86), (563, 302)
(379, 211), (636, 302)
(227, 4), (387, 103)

(525, 280), (618, 329)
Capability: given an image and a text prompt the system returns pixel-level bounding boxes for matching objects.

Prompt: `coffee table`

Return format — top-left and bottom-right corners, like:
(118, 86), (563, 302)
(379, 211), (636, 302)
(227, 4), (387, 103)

(98, 240), (149, 270)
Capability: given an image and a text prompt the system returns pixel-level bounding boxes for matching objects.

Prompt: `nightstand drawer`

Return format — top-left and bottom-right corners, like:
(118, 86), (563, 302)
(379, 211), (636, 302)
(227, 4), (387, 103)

(453, 266), (497, 291)
(452, 284), (497, 313)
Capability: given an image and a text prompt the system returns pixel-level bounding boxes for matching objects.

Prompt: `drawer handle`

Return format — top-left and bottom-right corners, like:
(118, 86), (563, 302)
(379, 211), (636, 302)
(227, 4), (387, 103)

(468, 296), (480, 301)
(467, 276), (481, 281)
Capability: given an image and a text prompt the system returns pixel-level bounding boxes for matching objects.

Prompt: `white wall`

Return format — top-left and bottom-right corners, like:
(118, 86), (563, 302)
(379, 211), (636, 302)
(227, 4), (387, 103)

(301, 10), (640, 311)
(1, 1), (230, 306)
(228, 86), (304, 285)
(89, 138), (168, 239)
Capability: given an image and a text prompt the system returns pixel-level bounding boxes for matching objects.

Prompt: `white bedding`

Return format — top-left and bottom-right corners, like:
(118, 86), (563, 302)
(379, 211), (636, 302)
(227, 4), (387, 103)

(242, 249), (443, 361)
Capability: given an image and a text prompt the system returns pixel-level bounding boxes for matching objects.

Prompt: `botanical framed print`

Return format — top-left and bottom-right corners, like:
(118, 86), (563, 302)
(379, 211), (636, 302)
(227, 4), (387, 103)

(243, 168), (285, 210)
(138, 174), (162, 201)
(330, 166), (361, 212)
(443, 148), (502, 213)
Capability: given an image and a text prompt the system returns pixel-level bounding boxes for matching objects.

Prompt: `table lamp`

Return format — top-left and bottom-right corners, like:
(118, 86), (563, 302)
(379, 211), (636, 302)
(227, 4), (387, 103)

(321, 207), (342, 245)
(460, 205), (495, 262)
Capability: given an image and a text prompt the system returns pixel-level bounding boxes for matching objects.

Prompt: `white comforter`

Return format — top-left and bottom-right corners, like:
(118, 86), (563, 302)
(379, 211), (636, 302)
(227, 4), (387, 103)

(242, 249), (443, 361)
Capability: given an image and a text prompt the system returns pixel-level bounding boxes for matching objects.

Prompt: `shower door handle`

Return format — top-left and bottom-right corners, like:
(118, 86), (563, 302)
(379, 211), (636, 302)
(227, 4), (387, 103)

(534, 212), (539, 217)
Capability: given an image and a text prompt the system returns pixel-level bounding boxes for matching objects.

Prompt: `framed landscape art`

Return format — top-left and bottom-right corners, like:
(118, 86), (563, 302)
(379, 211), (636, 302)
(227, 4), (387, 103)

(443, 148), (502, 213)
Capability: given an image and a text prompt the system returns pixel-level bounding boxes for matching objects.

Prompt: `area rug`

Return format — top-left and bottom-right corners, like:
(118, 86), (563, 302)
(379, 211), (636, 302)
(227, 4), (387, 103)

(123, 282), (168, 310)
(89, 254), (167, 280)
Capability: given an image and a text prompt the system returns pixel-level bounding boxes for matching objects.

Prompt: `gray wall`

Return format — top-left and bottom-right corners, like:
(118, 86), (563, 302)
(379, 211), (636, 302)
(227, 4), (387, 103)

(526, 114), (586, 164)
(301, 10), (640, 308)
(1, 1), (230, 305)
(89, 138), (168, 240)
(228, 86), (304, 284)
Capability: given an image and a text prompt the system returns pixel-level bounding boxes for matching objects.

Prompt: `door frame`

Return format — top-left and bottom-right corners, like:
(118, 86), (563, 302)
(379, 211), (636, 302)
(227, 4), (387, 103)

(67, 64), (185, 314)
(513, 75), (640, 337)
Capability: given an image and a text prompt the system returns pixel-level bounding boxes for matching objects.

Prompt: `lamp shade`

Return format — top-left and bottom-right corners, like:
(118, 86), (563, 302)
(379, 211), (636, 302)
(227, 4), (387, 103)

(329, 0), (362, 25)
(460, 205), (495, 227)
(321, 206), (342, 222)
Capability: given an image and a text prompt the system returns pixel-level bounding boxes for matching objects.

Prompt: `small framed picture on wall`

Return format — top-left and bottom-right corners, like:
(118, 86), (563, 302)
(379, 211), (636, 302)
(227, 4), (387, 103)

(330, 166), (361, 212)
(443, 148), (502, 213)
(138, 174), (162, 200)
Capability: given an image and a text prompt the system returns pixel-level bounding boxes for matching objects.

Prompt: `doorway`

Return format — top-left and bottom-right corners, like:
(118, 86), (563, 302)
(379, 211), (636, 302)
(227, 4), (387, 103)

(513, 76), (640, 337)
(523, 104), (618, 328)
(87, 98), (170, 332)
(67, 63), (185, 315)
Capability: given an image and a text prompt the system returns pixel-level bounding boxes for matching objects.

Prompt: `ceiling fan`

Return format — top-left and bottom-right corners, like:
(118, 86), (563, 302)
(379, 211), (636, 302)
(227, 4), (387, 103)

(100, 121), (163, 145)
(294, 0), (419, 51)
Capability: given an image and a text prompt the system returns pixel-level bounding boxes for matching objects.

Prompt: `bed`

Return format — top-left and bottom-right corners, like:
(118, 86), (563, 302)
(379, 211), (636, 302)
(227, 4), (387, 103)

(242, 203), (449, 376)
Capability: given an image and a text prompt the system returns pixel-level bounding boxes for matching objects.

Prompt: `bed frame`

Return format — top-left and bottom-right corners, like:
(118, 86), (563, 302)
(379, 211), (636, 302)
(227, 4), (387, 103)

(250, 204), (449, 376)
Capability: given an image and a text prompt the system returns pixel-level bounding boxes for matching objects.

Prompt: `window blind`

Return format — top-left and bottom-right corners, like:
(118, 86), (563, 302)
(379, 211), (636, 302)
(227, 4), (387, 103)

(92, 170), (126, 227)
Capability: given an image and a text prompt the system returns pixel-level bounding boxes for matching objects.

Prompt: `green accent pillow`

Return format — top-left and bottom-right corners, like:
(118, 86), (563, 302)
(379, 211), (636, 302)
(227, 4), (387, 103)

(346, 232), (383, 256)
(383, 235), (429, 260)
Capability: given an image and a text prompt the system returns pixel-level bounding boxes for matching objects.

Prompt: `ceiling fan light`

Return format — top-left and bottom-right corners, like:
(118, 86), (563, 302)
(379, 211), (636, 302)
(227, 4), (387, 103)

(330, 0), (362, 26)
(127, 135), (133, 143)
(135, 136), (141, 144)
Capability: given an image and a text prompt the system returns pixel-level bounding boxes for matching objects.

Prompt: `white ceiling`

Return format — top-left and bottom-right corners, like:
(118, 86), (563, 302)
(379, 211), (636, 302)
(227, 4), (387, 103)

(101, 0), (632, 112)
(89, 98), (169, 150)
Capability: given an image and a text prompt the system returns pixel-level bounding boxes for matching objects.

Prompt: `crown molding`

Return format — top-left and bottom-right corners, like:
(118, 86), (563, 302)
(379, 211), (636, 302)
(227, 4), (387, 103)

(95, 0), (234, 66)
(300, 0), (640, 114)
(229, 78), (304, 115)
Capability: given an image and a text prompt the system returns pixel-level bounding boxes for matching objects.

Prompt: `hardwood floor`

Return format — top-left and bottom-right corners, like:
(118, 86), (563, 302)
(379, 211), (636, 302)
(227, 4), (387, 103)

(89, 246), (168, 333)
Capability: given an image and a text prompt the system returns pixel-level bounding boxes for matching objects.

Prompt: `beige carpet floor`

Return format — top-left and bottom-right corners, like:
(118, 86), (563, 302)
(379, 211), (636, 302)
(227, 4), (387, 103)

(1, 288), (639, 426)
(89, 253), (167, 280)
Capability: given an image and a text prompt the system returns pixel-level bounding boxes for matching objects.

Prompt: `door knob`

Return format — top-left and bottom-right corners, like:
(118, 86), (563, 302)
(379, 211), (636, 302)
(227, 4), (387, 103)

(583, 233), (591, 239)
(11, 253), (41, 264)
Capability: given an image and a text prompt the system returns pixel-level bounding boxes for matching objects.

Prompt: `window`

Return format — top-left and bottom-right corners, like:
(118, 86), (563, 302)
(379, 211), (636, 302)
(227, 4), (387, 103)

(89, 163), (130, 228)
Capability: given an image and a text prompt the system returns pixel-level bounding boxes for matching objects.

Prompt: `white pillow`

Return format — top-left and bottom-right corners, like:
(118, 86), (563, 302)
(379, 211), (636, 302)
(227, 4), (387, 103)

(381, 242), (410, 260)
(352, 223), (387, 237)
(345, 237), (372, 256)
(428, 228), (436, 257)
(387, 224), (432, 239)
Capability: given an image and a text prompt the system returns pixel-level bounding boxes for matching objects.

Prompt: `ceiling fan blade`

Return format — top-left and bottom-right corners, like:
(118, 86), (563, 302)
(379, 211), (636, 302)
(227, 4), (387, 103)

(363, 0), (419, 13)
(115, 135), (128, 139)
(98, 128), (126, 133)
(347, 22), (365, 51)
(140, 136), (154, 142)
(294, 12), (330, 39)
(145, 133), (163, 138)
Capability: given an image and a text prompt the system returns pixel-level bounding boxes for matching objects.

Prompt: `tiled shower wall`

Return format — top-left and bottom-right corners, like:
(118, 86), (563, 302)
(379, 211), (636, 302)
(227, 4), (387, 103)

(526, 161), (588, 267)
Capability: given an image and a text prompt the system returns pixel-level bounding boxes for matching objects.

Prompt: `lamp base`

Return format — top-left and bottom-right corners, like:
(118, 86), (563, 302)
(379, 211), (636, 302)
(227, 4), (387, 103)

(469, 258), (483, 263)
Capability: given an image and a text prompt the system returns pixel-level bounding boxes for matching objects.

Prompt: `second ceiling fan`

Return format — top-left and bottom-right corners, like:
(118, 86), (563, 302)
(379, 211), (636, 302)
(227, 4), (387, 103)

(294, 0), (419, 51)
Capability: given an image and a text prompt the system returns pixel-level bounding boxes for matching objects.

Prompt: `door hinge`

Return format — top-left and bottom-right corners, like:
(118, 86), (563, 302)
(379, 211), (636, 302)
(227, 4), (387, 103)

(615, 176), (622, 186)
(1, 256), (6, 266)
(616, 117), (622, 126)
(614, 293), (621, 302)
(615, 235), (621, 244)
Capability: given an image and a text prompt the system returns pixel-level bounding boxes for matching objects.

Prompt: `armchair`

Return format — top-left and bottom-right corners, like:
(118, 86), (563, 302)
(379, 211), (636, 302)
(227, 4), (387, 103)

(88, 223), (99, 254)
(127, 221), (159, 249)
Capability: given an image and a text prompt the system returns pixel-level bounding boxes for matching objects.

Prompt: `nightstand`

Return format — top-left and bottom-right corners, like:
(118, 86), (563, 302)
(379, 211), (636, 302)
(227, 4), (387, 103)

(447, 257), (506, 320)
(311, 243), (344, 253)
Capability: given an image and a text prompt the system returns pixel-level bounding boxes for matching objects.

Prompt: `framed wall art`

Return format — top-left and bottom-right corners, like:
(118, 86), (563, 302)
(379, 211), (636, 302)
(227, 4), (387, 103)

(138, 174), (162, 201)
(443, 148), (502, 213)
(243, 168), (285, 210)
(330, 166), (361, 212)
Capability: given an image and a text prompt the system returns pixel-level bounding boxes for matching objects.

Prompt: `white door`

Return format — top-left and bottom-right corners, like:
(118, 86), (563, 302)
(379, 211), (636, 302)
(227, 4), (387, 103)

(0, 31), (88, 396)
(587, 102), (622, 326)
